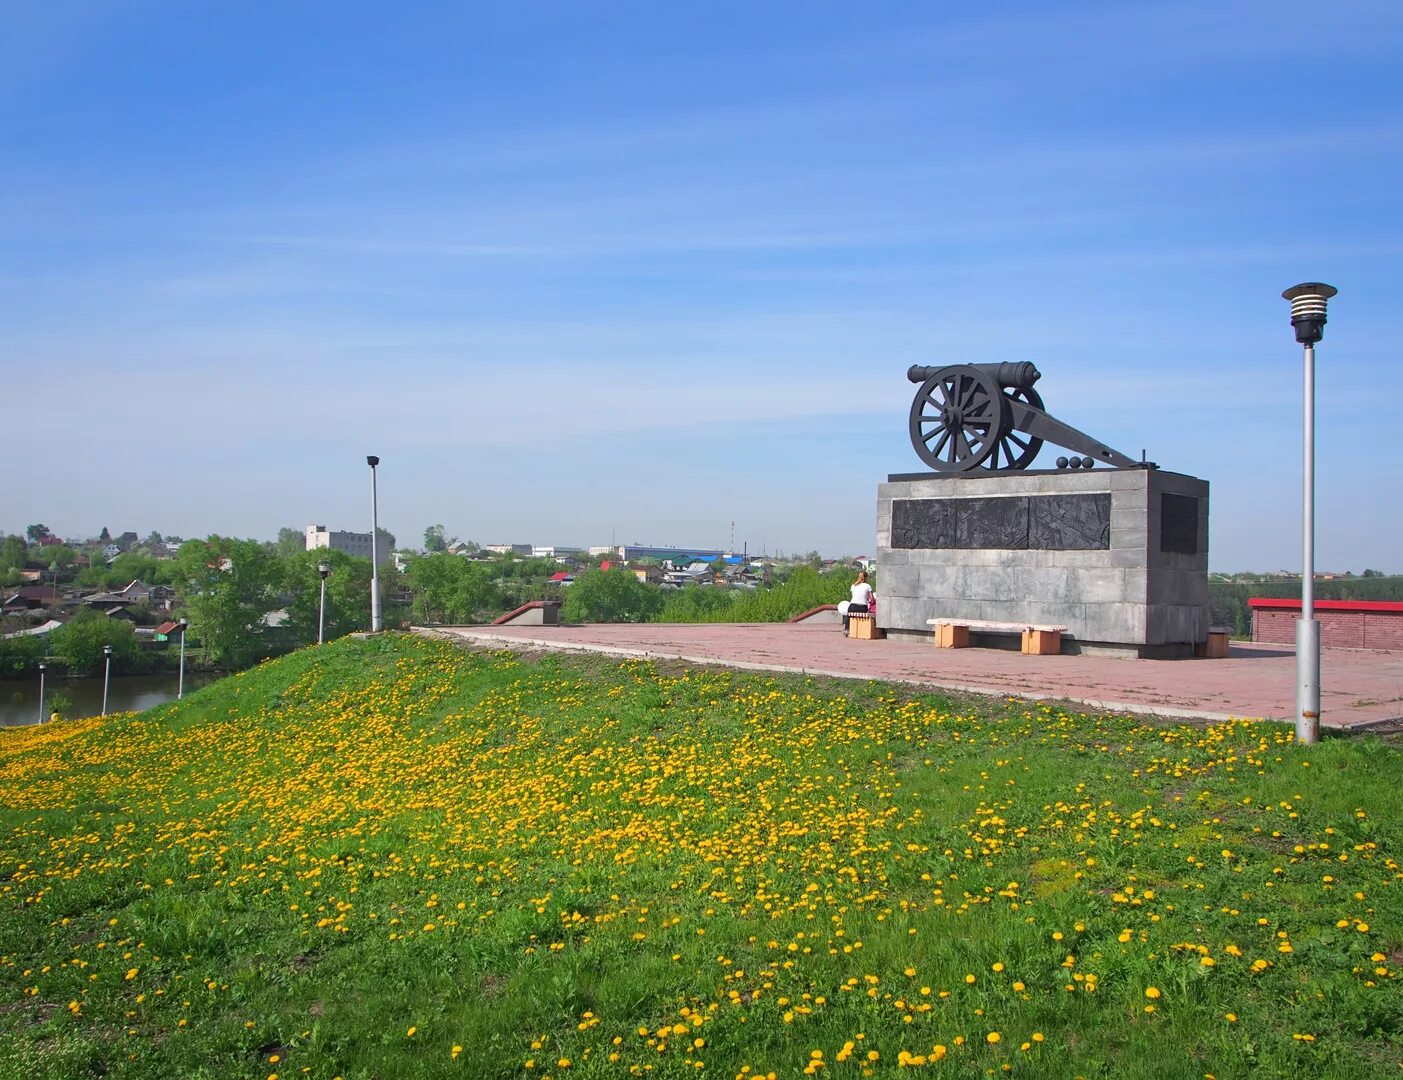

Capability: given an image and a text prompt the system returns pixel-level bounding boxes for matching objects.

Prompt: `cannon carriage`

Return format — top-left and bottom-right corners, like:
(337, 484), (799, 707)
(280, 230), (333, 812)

(906, 362), (1144, 474)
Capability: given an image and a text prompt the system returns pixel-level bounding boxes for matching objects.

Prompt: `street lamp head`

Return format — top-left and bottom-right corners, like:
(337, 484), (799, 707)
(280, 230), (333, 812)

(1282, 282), (1337, 345)
(318, 561), (332, 579)
(103, 645), (112, 656)
(38, 663), (45, 672)
(177, 618), (189, 631)
(366, 455), (380, 468)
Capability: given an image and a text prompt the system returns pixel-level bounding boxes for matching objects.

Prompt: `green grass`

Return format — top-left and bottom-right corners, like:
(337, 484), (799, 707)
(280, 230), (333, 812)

(0, 634), (1399, 1079)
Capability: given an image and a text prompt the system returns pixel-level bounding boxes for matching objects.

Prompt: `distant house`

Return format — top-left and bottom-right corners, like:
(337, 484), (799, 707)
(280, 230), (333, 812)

(102, 543), (121, 560)
(2, 586), (61, 612)
(632, 566), (664, 585)
(153, 620), (184, 642)
(116, 580), (151, 603)
(115, 531), (139, 551)
(148, 585), (176, 611)
(1, 618), (63, 639)
(82, 591), (134, 612)
(104, 606), (137, 622)
(549, 571), (574, 585)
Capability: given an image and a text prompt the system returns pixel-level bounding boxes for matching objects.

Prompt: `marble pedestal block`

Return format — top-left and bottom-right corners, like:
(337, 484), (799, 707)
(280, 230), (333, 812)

(876, 468), (1210, 657)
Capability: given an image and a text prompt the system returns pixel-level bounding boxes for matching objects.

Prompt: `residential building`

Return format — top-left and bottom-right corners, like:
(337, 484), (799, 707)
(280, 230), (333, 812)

(485, 544), (533, 556)
(305, 524), (396, 566)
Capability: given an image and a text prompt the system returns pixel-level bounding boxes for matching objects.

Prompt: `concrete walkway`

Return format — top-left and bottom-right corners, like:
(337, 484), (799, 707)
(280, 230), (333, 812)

(419, 622), (1403, 730)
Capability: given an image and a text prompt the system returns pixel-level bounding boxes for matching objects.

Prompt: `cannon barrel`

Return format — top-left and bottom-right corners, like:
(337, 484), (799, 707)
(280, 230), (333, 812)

(906, 361), (1041, 389)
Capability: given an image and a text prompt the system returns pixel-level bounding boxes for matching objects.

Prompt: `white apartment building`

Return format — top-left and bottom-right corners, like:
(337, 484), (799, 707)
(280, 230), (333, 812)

(485, 543), (533, 556)
(306, 524), (396, 565)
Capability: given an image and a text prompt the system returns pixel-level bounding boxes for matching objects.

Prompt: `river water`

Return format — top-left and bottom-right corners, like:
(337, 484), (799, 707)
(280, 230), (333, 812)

(0, 672), (220, 727)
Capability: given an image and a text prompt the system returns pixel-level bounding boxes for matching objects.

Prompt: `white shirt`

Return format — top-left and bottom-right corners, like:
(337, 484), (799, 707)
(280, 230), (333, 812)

(850, 582), (873, 606)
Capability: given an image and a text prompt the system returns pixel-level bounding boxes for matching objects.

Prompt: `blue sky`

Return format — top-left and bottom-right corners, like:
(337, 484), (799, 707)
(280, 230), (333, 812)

(3, 1), (1401, 569)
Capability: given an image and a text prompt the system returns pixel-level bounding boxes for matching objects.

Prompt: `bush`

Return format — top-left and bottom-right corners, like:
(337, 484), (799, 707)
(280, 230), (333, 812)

(561, 568), (663, 624)
(48, 611), (140, 675)
(0, 633), (46, 676)
(654, 566), (858, 623)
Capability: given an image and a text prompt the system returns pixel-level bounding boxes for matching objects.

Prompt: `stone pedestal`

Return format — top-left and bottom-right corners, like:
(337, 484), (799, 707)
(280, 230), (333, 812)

(876, 468), (1210, 657)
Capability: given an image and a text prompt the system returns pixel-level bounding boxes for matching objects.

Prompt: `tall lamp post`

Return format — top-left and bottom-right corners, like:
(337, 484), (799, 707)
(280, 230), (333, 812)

(1282, 282), (1337, 746)
(176, 618), (189, 699)
(317, 562), (332, 645)
(101, 644), (113, 717)
(367, 455), (383, 633)
(37, 662), (46, 725)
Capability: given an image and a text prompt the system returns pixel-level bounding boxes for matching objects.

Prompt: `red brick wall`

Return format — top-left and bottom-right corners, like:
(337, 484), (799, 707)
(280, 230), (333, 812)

(1253, 608), (1403, 649)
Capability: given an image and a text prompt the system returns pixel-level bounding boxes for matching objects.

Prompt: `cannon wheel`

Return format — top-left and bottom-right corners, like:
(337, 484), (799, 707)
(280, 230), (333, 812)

(983, 385), (1045, 471)
(908, 365), (1008, 472)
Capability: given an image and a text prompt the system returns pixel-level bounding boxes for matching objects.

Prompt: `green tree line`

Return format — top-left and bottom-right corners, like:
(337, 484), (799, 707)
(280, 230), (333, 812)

(1209, 576), (1403, 636)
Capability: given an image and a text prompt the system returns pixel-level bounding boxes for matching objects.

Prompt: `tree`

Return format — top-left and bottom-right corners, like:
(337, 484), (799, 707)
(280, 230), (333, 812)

(142, 530), (164, 549)
(48, 610), (140, 675)
(561, 568), (663, 624)
(283, 549), (373, 642)
(26, 524), (52, 545)
(174, 537), (280, 667)
(0, 633), (45, 676)
(423, 524), (449, 553)
(99, 526), (112, 543)
(274, 527), (306, 559)
(0, 535), (26, 574)
(405, 554), (499, 623)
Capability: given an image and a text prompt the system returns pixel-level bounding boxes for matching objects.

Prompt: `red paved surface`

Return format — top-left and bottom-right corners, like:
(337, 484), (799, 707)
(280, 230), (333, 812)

(421, 622), (1403, 729)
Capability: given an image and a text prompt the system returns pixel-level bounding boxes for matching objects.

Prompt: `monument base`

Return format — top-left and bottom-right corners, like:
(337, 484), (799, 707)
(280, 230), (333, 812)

(876, 468), (1210, 658)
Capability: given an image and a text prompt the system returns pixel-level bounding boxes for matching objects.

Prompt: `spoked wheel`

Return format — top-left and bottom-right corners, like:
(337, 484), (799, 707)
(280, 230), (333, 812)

(982, 385), (1045, 471)
(908, 366), (1009, 472)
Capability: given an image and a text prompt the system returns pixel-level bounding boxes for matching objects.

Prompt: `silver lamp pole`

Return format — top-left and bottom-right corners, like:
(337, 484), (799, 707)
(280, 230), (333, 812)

(1282, 282), (1337, 745)
(101, 644), (113, 717)
(38, 662), (46, 725)
(317, 561), (331, 644)
(367, 455), (382, 632)
(177, 619), (188, 699)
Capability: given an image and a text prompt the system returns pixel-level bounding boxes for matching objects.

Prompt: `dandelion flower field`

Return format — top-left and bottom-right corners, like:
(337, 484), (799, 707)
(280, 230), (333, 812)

(1, 634), (1399, 1079)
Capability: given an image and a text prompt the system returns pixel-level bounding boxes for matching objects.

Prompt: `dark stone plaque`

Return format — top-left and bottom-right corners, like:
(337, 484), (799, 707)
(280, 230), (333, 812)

(1160, 493), (1199, 555)
(891, 493), (1111, 551)
(891, 498), (957, 549)
(1028, 492), (1111, 550)
(956, 497), (1030, 549)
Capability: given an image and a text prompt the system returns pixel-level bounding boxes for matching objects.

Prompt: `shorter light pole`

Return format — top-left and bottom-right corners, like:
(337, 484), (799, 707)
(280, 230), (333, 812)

(101, 645), (113, 717)
(176, 619), (189, 699)
(317, 562), (332, 645)
(38, 662), (46, 725)
(367, 455), (383, 633)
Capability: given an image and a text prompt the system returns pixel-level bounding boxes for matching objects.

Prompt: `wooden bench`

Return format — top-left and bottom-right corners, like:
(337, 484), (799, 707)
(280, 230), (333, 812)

(927, 618), (1067, 655)
(848, 612), (882, 640)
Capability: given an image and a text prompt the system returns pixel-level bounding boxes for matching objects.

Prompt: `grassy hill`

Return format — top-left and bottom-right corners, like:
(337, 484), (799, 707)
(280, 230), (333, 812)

(1, 634), (1400, 1079)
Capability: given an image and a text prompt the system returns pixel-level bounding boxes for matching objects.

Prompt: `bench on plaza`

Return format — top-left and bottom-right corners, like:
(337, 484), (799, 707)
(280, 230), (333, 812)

(848, 611), (882, 640)
(927, 618), (1067, 655)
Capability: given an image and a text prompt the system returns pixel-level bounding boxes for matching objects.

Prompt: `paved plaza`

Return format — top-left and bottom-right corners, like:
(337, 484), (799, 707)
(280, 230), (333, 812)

(423, 622), (1403, 730)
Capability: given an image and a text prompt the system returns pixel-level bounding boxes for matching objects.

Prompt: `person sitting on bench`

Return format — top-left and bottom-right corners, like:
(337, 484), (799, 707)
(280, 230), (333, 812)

(841, 571), (874, 632)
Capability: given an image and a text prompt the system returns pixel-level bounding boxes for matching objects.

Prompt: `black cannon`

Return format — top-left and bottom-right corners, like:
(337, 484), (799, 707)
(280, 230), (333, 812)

(906, 363), (1142, 473)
